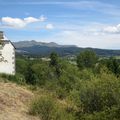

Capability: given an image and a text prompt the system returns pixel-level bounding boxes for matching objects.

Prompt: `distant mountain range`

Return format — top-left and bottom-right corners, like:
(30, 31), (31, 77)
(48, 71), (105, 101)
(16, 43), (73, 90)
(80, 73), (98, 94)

(13, 40), (120, 57)
(13, 40), (76, 48)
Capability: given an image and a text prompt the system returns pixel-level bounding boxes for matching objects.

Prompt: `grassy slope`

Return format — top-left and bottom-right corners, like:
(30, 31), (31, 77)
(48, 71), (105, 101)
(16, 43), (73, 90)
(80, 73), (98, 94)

(0, 80), (39, 120)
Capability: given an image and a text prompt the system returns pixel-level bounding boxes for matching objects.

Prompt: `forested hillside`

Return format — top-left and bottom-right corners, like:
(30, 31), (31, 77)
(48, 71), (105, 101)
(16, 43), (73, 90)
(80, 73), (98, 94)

(14, 40), (120, 57)
(1, 50), (120, 120)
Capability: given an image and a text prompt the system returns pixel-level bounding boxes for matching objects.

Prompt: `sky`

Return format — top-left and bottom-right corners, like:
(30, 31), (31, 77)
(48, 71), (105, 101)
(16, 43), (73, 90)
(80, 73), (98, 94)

(0, 0), (120, 49)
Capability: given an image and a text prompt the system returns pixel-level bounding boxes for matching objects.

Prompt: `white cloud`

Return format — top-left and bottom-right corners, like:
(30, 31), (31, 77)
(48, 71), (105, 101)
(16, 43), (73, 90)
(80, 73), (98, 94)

(48, 30), (120, 49)
(41, 21), (120, 49)
(24, 17), (39, 23)
(55, 22), (120, 35)
(1, 16), (46, 29)
(47, 22), (120, 49)
(103, 24), (120, 33)
(1, 17), (26, 28)
(45, 24), (54, 30)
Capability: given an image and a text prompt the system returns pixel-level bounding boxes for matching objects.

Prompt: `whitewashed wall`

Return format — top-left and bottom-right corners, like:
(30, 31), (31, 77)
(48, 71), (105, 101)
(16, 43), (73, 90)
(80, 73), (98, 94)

(0, 42), (15, 75)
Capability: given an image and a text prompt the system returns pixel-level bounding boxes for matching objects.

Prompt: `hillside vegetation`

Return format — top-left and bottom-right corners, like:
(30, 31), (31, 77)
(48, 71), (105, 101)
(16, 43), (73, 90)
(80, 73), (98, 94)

(1, 50), (120, 120)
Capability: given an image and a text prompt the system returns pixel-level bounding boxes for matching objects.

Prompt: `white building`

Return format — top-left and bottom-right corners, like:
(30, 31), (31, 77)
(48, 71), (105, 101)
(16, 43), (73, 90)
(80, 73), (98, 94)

(0, 31), (15, 75)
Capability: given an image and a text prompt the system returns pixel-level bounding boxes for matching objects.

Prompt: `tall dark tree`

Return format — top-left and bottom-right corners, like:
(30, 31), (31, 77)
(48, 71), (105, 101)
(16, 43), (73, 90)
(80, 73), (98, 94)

(25, 62), (37, 85)
(106, 57), (120, 77)
(50, 52), (62, 77)
(77, 50), (98, 70)
(50, 52), (59, 67)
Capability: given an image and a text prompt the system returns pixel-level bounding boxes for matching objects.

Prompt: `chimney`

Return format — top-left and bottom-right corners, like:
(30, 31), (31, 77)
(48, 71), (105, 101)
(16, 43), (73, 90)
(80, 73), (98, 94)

(0, 31), (4, 40)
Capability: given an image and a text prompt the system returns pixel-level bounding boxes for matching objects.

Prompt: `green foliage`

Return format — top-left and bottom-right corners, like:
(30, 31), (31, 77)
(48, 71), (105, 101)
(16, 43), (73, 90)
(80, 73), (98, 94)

(29, 96), (75, 120)
(6, 52), (120, 120)
(81, 107), (120, 120)
(50, 52), (62, 77)
(25, 62), (37, 85)
(31, 62), (51, 85)
(50, 52), (59, 67)
(16, 58), (28, 75)
(106, 57), (120, 77)
(77, 50), (98, 70)
(29, 96), (55, 120)
(1, 73), (26, 85)
(69, 71), (120, 119)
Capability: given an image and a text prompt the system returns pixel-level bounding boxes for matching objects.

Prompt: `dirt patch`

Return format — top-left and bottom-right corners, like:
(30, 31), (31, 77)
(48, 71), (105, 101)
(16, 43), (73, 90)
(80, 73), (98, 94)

(0, 82), (39, 120)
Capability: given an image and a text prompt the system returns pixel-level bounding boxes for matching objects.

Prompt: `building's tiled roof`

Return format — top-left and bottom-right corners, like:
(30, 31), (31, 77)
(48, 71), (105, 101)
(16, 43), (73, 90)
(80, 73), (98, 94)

(1, 40), (16, 49)
(0, 31), (16, 49)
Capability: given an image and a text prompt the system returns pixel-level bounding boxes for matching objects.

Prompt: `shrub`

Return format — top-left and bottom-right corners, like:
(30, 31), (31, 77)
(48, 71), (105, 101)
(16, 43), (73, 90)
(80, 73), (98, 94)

(29, 96), (75, 120)
(29, 96), (55, 120)
(56, 87), (68, 99)
(81, 106), (120, 120)
(77, 50), (98, 70)
(1, 73), (26, 85)
(31, 62), (51, 86)
(70, 72), (120, 115)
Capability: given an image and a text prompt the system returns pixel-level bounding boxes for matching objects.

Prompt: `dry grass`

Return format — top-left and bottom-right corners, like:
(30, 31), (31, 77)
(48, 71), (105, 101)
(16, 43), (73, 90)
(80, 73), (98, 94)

(0, 81), (39, 120)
